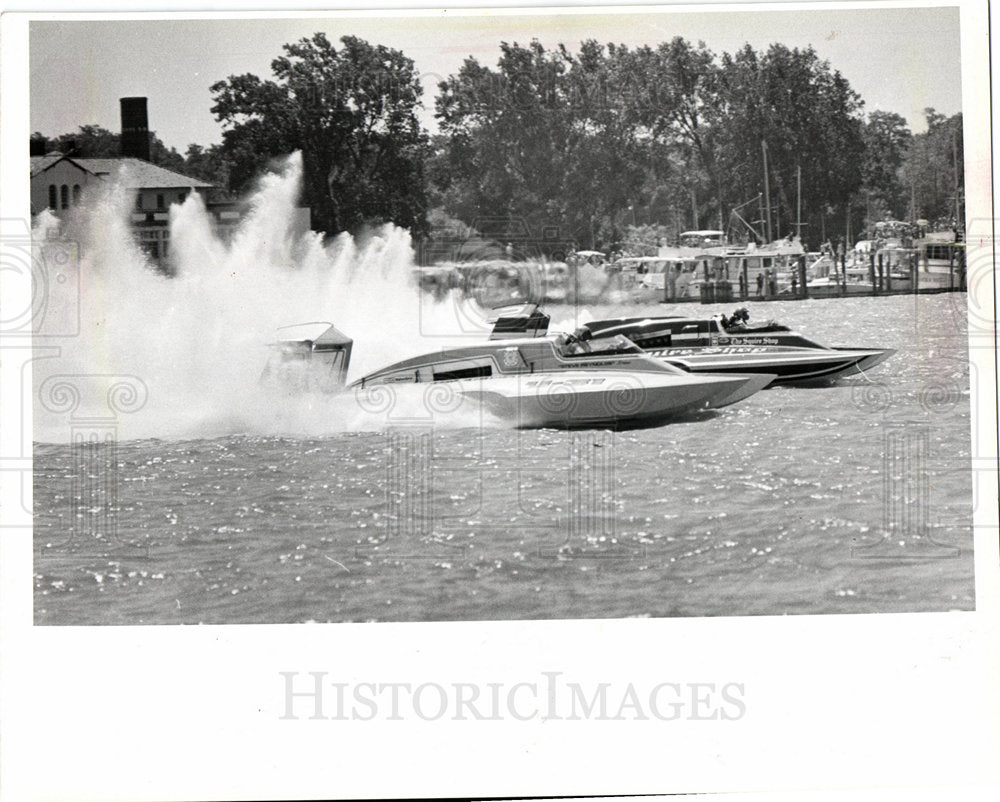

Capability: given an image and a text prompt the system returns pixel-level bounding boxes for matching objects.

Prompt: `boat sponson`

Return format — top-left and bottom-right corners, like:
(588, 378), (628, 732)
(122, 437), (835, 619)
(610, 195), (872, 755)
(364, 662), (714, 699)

(459, 370), (765, 429)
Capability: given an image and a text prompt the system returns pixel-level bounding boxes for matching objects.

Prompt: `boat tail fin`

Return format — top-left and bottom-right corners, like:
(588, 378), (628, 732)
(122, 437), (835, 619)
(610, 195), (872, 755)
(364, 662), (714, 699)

(488, 304), (551, 339)
(263, 322), (353, 393)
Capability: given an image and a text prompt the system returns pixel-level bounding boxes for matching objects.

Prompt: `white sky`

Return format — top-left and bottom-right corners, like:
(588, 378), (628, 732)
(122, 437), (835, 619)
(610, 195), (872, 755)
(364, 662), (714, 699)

(28, 4), (962, 153)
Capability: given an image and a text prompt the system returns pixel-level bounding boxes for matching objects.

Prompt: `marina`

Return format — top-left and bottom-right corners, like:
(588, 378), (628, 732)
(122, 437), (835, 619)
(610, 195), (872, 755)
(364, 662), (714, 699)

(417, 224), (967, 310)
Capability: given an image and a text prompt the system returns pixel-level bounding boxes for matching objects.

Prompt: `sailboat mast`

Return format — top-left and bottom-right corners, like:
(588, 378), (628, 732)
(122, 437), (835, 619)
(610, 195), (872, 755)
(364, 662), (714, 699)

(952, 129), (961, 228)
(761, 140), (773, 243)
(796, 164), (802, 240)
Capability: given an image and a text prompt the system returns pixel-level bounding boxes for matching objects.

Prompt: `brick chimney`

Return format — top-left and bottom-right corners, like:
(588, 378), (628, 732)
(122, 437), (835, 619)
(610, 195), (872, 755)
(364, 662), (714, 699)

(120, 97), (151, 161)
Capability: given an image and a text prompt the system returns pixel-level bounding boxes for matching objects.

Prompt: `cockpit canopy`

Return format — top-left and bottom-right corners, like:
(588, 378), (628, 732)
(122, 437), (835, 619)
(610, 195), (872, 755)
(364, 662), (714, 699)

(555, 332), (642, 358)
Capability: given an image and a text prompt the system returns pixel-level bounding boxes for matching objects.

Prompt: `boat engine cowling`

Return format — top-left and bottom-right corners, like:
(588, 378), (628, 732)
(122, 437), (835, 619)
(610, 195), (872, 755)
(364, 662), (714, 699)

(262, 322), (353, 393)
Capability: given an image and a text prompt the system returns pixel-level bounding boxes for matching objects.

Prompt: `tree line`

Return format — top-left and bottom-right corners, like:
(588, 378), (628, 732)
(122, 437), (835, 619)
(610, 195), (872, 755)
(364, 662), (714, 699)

(33, 32), (964, 252)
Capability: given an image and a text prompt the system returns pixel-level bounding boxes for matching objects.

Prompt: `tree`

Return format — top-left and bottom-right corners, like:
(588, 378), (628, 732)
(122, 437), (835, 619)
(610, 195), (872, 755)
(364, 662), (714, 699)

(148, 137), (186, 174)
(434, 37), (870, 252)
(902, 109), (963, 226)
(46, 125), (121, 157)
(210, 32), (430, 237)
(39, 125), (194, 179)
(436, 41), (570, 231)
(710, 44), (866, 245)
(616, 38), (723, 231)
(181, 143), (230, 190)
(436, 39), (651, 250)
(559, 41), (650, 247)
(860, 111), (912, 221)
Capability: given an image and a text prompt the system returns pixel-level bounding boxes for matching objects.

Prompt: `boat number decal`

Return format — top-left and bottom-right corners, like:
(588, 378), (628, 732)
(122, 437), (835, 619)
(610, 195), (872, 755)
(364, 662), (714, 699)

(527, 378), (607, 387)
(650, 346), (771, 356)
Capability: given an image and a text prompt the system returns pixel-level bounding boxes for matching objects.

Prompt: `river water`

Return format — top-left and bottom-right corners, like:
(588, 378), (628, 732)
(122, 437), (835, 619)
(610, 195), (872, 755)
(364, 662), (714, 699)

(31, 157), (976, 624)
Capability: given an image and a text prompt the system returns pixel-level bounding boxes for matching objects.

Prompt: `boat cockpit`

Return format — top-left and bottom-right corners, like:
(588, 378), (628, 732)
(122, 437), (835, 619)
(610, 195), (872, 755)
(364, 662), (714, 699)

(555, 332), (643, 358)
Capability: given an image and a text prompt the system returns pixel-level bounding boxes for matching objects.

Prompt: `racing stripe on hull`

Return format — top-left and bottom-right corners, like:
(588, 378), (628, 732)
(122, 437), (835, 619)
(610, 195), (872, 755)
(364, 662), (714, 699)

(664, 357), (875, 383)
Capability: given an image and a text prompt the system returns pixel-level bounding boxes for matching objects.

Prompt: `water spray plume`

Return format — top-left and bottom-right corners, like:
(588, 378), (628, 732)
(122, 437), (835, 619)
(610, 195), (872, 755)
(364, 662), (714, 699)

(33, 152), (487, 441)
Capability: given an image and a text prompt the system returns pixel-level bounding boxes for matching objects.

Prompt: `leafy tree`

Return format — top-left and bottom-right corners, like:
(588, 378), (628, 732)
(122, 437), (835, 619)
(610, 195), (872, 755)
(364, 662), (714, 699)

(435, 37), (870, 253)
(39, 125), (193, 179)
(710, 44), (866, 246)
(860, 111), (912, 221)
(559, 41), (649, 246)
(615, 38), (723, 231)
(148, 137), (186, 173)
(210, 32), (430, 237)
(45, 125), (121, 157)
(182, 143), (234, 198)
(436, 41), (570, 230)
(436, 39), (649, 250)
(902, 109), (963, 226)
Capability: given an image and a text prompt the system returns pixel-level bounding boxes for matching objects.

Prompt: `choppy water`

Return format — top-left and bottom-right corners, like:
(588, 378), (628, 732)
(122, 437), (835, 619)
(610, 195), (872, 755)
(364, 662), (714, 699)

(33, 293), (976, 624)
(30, 154), (976, 624)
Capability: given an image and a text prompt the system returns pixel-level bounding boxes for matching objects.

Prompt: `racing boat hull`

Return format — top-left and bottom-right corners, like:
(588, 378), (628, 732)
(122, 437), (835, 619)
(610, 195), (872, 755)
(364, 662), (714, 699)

(458, 369), (774, 429)
(569, 312), (895, 385)
(643, 345), (895, 384)
(268, 320), (776, 429)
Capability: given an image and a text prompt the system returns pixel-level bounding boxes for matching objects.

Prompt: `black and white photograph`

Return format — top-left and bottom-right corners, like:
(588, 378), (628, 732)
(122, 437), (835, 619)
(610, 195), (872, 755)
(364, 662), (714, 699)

(1, 1), (998, 800)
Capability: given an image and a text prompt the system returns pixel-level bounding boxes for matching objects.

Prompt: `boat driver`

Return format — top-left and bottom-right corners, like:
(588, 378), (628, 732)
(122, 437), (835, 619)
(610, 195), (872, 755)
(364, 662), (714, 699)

(561, 331), (590, 355)
(725, 308), (750, 330)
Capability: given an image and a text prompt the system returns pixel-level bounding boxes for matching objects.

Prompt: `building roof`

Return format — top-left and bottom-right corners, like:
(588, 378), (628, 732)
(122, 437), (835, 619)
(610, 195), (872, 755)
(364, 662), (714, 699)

(30, 154), (213, 189)
(29, 154), (65, 177)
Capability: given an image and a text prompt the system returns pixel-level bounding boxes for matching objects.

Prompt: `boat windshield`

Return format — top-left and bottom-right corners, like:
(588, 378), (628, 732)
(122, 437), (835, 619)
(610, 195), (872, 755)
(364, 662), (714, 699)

(556, 333), (642, 358)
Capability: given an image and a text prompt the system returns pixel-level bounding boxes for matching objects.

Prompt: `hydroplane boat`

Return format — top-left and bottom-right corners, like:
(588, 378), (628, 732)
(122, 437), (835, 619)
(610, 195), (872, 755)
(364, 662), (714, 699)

(266, 317), (774, 429)
(490, 306), (894, 385)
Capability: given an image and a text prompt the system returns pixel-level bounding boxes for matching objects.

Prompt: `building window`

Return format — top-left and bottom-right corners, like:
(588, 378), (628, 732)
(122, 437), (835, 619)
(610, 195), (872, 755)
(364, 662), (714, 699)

(72, 185), (82, 205)
(48, 185), (57, 209)
(136, 194), (143, 211)
(60, 185), (69, 209)
(156, 193), (165, 209)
